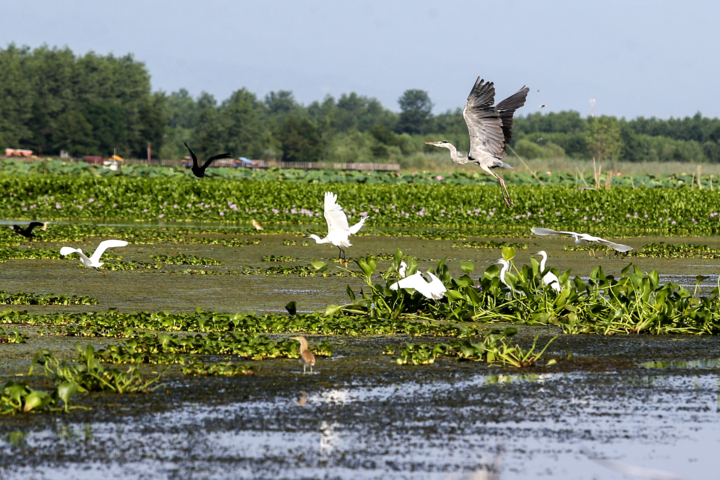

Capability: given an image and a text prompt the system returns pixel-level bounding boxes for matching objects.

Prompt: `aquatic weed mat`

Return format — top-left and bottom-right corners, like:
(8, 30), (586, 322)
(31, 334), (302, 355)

(6, 174), (720, 235)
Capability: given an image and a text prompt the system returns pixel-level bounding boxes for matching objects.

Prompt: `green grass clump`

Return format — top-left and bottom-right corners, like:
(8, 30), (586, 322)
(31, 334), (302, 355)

(182, 361), (253, 376)
(261, 255), (296, 262)
(393, 329), (556, 367)
(0, 290), (98, 306)
(453, 240), (528, 249)
(151, 254), (222, 265)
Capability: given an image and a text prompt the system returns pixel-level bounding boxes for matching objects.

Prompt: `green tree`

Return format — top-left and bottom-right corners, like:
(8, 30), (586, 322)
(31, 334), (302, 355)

(52, 110), (95, 155)
(397, 89), (434, 135)
(219, 89), (269, 157)
(279, 116), (323, 162)
(587, 116), (623, 160)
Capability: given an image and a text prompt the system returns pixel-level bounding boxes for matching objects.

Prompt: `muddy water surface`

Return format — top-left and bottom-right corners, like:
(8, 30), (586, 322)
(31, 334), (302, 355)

(1, 232), (720, 478)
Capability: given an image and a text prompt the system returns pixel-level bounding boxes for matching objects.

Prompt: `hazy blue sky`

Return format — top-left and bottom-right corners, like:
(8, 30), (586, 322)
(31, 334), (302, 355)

(3, 0), (718, 119)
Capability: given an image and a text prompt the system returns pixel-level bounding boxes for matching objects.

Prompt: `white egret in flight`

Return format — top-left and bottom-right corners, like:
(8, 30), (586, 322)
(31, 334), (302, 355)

(60, 240), (128, 269)
(308, 192), (366, 261)
(531, 227), (633, 253)
(426, 77), (529, 207)
(532, 251), (561, 292)
(390, 270), (446, 300)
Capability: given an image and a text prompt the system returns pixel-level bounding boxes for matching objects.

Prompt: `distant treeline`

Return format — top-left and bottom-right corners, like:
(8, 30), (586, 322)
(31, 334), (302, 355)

(2, 44), (720, 164)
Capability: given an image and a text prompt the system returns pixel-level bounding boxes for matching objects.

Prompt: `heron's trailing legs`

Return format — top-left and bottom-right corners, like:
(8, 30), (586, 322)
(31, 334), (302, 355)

(337, 247), (346, 261)
(491, 171), (514, 207)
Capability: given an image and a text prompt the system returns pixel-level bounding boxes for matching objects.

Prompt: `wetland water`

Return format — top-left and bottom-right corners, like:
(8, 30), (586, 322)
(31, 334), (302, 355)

(2, 232), (720, 478)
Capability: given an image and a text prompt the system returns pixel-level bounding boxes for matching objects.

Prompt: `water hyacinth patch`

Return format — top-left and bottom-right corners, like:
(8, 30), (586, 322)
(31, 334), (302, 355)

(4, 174), (720, 235)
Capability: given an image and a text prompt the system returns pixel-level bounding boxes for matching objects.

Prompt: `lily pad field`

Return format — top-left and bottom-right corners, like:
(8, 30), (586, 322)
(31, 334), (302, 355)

(2, 170), (720, 479)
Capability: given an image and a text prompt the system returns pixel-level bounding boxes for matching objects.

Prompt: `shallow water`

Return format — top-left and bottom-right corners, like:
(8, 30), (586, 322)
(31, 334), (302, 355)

(3, 232), (720, 478)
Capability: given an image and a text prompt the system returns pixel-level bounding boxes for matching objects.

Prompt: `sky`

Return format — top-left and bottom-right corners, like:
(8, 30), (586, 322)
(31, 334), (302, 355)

(2, 0), (719, 119)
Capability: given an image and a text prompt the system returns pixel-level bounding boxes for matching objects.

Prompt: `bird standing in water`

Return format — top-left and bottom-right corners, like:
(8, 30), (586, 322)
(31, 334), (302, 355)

(11, 221), (49, 239)
(290, 336), (316, 374)
(183, 143), (232, 178)
(252, 219), (264, 231)
(532, 250), (561, 292)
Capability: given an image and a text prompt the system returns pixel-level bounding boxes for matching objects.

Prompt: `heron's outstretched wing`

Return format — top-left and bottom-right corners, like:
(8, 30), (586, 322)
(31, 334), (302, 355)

(495, 86), (529, 146)
(184, 143), (199, 170)
(348, 216), (366, 235)
(323, 192), (349, 234)
(90, 239), (128, 264)
(202, 153), (232, 170)
(463, 77), (505, 159)
(596, 238), (633, 252)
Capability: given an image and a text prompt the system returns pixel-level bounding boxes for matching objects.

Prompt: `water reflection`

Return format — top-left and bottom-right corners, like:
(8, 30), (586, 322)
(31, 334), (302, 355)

(319, 421), (341, 455)
(641, 358), (720, 369)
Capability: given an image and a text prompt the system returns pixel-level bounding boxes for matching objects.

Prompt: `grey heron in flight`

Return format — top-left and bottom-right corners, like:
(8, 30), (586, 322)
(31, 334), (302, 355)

(531, 227), (633, 253)
(426, 77), (529, 207)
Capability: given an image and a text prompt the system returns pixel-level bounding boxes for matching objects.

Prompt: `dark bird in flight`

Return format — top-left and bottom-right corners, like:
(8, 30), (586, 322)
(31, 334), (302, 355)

(426, 77), (529, 207)
(10, 221), (48, 239)
(183, 143), (232, 178)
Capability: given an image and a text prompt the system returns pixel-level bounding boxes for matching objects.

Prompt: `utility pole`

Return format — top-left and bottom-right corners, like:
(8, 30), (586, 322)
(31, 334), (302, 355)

(147, 143), (151, 165)
(590, 98), (596, 118)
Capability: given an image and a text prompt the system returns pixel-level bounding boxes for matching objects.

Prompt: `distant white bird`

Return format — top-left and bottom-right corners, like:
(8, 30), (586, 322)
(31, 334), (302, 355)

(390, 270), (447, 300)
(60, 240), (128, 269)
(532, 251), (561, 292)
(531, 227), (633, 253)
(308, 192), (366, 261)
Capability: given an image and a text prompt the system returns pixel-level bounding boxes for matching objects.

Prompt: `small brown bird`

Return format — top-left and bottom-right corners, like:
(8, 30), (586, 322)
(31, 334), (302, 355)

(252, 219), (264, 231)
(290, 336), (316, 374)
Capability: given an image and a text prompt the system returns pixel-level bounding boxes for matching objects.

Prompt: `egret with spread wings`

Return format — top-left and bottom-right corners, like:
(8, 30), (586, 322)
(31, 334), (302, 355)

(426, 77), (529, 207)
(531, 227), (633, 253)
(390, 270), (447, 300)
(60, 239), (128, 270)
(308, 192), (366, 261)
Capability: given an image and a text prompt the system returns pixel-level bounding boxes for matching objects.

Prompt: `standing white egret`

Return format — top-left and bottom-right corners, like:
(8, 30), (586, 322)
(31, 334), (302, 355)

(60, 240), (128, 269)
(494, 259), (511, 289)
(308, 192), (366, 261)
(531, 227), (633, 253)
(390, 270), (447, 300)
(398, 261), (408, 278)
(425, 77), (529, 207)
(532, 251), (561, 292)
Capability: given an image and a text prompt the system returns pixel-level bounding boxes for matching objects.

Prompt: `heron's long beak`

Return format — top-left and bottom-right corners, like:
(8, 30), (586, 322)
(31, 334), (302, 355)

(425, 141), (440, 146)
